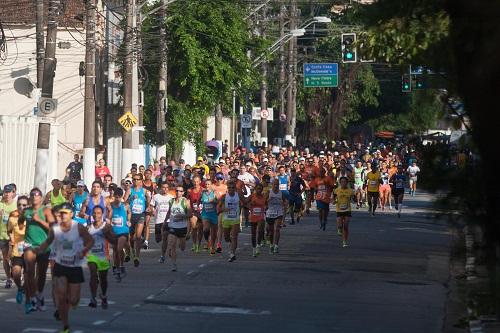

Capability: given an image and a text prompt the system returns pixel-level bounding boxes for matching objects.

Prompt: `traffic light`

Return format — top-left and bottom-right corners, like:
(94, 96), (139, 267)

(341, 33), (356, 63)
(402, 74), (411, 92)
(414, 74), (425, 89)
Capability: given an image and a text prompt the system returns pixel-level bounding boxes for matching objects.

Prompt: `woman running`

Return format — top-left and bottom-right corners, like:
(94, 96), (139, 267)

(186, 176), (203, 252)
(217, 180), (244, 262)
(248, 183), (266, 257)
(379, 162), (391, 211)
(200, 179), (218, 255)
(390, 165), (407, 218)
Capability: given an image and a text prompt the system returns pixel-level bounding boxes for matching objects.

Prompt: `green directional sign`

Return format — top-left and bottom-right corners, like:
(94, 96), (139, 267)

(304, 63), (339, 88)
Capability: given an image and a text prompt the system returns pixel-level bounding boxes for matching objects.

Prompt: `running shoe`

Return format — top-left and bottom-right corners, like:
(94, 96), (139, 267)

(322, 223), (326, 231)
(216, 243), (222, 253)
(269, 245), (274, 254)
(120, 266), (127, 279)
(16, 289), (24, 304)
(142, 240), (149, 250)
(210, 248), (216, 256)
(101, 296), (108, 310)
(171, 263), (177, 272)
(36, 296), (46, 311)
(273, 245), (279, 254)
(60, 326), (70, 333)
(159, 255), (165, 263)
(195, 244), (201, 253)
(228, 254), (236, 262)
(24, 303), (35, 314)
(397, 212), (401, 218)
(255, 246), (260, 256)
(112, 266), (117, 276)
(124, 254), (130, 262)
(5, 279), (12, 289)
(203, 244), (209, 251)
(356, 204), (360, 209)
(343, 241), (349, 248)
(54, 309), (60, 320)
(337, 227), (343, 236)
(306, 209), (310, 214)
(88, 298), (97, 308)
(191, 244), (196, 251)
(133, 257), (140, 267)
(115, 272), (122, 283)
(252, 248), (257, 257)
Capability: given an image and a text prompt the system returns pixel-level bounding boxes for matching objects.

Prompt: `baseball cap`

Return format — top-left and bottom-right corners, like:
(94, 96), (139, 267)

(334, 152), (339, 156)
(3, 184), (14, 193)
(219, 159), (225, 164)
(215, 172), (225, 180)
(124, 177), (133, 184)
(262, 157), (269, 162)
(59, 202), (73, 214)
(197, 156), (203, 161)
(76, 180), (85, 187)
(299, 157), (305, 161)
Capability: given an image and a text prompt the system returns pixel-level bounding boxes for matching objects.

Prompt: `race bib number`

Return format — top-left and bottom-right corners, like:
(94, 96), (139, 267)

(91, 243), (104, 254)
(204, 203), (215, 212)
(267, 208), (279, 218)
(132, 202), (143, 214)
(17, 242), (25, 255)
(339, 203), (348, 211)
(226, 205), (237, 219)
(316, 191), (327, 201)
(111, 217), (123, 227)
(252, 207), (263, 216)
(192, 203), (199, 211)
(61, 253), (76, 266)
(173, 214), (183, 222)
(369, 180), (377, 186)
(279, 183), (287, 191)
(395, 180), (404, 189)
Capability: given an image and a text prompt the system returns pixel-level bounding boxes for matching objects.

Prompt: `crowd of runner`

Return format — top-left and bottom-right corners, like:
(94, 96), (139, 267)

(0, 141), (422, 333)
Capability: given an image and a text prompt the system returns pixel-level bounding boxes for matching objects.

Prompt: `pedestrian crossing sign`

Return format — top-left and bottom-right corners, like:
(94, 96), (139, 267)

(118, 111), (138, 132)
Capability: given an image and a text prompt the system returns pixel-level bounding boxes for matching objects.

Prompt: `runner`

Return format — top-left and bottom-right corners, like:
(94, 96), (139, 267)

(124, 174), (151, 266)
(265, 179), (286, 254)
(213, 172), (227, 253)
(407, 160), (421, 196)
(151, 182), (173, 263)
(163, 186), (192, 271)
(379, 162), (391, 211)
(334, 177), (354, 247)
(200, 179), (218, 255)
(288, 168), (307, 225)
(110, 188), (131, 281)
(34, 202), (94, 333)
(43, 179), (67, 207)
(142, 169), (157, 250)
(277, 165), (290, 221)
(353, 161), (366, 209)
(366, 163), (382, 216)
(80, 181), (111, 225)
(87, 205), (116, 309)
(23, 187), (56, 313)
(7, 195), (29, 303)
(0, 184), (17, 288)
(218, 180), (244, 262)
(309, 167), (335, 231)
(390, 165), (407, 218)
(71, 180), (88, 225)
(186, 176), (203, 253)
(248, 183), (266, 257)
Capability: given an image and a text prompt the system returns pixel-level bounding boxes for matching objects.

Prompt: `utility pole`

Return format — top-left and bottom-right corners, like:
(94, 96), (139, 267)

(83, 0), (96, 187)
(259, 4), (268, 147)
(122, 0), (135, 178)
(137, 0), (145, 164)
(34, 0), (60, 193)
(279, 1), (286, 146)
(285, 0), (296, 145)
(215, 104), (223, 141)
(156, 0), (167, 159)
(35, 0), (44, 88)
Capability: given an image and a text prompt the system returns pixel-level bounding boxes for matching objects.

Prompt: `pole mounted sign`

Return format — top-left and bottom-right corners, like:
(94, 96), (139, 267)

(303, 63), (339, 88)
(118, 111), (138, 132)
(241, 114), (252, 129)
(38, 97), (58, 116)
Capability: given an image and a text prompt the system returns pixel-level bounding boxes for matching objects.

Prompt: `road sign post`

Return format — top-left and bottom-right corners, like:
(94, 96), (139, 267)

(38, 97), (58, 116)
(303, 63), (339, 88)
(118, 111), (138, 132)
(241, 114), (252, 129)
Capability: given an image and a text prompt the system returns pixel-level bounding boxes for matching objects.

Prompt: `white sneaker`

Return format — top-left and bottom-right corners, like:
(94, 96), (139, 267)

(273, 245), (279, 254)
(342, 241), (349, 248)
(252, 248), (257, 257)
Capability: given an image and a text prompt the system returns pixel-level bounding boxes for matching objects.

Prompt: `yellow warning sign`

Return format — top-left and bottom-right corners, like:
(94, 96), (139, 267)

(118, 111), (138, 132)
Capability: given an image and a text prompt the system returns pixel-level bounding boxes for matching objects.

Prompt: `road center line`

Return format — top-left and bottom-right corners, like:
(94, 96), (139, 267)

(93, 320), (106, 326)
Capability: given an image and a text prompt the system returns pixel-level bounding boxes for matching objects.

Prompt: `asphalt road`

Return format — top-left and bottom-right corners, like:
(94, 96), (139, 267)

(0, 191), (451, 333)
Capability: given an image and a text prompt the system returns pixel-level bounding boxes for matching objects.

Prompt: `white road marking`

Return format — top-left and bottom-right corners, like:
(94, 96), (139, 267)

(395, 227), (450, 235)
(166, 305), (271, 315)
(22, 329), (58, 333)
(198, 264), (206, 268)
(93, 320), (106, 326)
(209, 260), (215, 263)
(146, 295), (155, 300)
(187, 270), (196, 275)
(113, 311), (123, 317)
(132, 303), (141, 308)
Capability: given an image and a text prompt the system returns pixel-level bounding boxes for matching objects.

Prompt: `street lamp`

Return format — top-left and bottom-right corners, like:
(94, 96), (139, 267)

(252, 28), (305, 68)
(301, 16), (332, 29)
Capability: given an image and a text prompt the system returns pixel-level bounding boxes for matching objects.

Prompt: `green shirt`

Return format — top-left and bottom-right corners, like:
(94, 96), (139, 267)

(0, 201), (17, 240)
(24, 207), (50, 251)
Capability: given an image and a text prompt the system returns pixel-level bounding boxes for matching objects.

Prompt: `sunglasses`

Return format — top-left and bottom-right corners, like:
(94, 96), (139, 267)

(30, 192), (42, 197)
(133, 178), (141, 181)
(17, 203), (28, 207)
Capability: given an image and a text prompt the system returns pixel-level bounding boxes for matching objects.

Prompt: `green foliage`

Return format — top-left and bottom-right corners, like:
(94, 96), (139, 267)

(141, 0), (260, 155)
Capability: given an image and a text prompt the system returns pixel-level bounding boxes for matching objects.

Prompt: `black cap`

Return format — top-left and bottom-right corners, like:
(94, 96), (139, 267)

(59, 202), (73, 213)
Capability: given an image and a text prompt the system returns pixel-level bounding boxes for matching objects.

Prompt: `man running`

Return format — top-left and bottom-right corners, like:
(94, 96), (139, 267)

(163, 186), (192, 272)
(110, 188), (131, 281)
(23, 187), (56, 313)
(87, 205), (116, 309)
(309, 167), (335, 231)
(218, 180), (244, 262)
(71, 180), (88, 225)
(334, 177), (354, 247)
(390, 165), (407, 217)
(288, 169), (307, 225)
(200, 179), (218, 255)
(124, 174), (151, 266)
(353, 161), (366, 209)
(34, 202), (94, 333)
(407, 160), (421, 196)
(8, 195), (29, 303)
(1, 184), (17, 288)
(152, 182), (173, 263)
(366, 163), (382, 216)
(43, 179), (67, 207)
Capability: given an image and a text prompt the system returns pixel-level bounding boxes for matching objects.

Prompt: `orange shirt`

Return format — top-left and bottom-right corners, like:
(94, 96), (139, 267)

(249, 193), (266, 223)
(309, 176), (335, 203)
(213, 183), (227, 199)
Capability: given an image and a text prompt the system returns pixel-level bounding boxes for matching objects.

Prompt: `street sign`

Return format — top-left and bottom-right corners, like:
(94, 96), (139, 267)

(252, 107), (274, 121)
(303, 63), (339, 88)
(279, 113), (286, 122)
(260, 109), (269, 119)
(241, 114), (252, 129)
(38, 97), (58, 115)
(118, 111), (138, 132)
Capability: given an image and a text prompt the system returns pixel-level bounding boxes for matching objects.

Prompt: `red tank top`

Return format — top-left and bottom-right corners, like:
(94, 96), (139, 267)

(187, 188), (202, 212)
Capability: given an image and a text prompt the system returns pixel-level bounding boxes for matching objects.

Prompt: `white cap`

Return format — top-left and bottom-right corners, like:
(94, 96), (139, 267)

(299, 157), (305, 161)
(76, 180), (85, 187)
(262, 158), (269, 162)
(334, 151), (339, 156)
(245, 162), (252, 167)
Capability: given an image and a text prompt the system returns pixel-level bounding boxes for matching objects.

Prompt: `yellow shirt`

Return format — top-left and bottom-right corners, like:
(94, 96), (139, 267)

(366, 171), (381, 192)
(335, 187), (353, 212)
(8, 212), (26, 257)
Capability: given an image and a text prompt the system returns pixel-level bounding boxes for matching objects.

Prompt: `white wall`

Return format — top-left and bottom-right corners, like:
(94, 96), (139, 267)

(205, 116), (232, 144)
(0, 25), (86, 181)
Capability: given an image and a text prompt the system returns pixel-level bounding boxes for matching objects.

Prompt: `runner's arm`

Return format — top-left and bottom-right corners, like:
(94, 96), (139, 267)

(34, 228), (55, 254)
(103, 224), (117, 244)
(77, 224), (94, 258)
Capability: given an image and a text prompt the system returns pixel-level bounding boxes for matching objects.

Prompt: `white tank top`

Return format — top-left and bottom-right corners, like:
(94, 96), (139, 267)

(169, 198), (188, 229)
(223, 193), (240, 221)
(53, 221), (84, 267)
(266, 190), (283, 218)
(88, 222), (107, 259)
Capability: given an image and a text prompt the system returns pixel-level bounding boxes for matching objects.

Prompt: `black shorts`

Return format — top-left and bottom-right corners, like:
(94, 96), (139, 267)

(35, 251), (50, 264)
(266, 216), (283, 225)
(116, 233), (129, 241)
(53, 263), (84, 284)
(167, 227), (187, 238)
(11, 256), (25, 268)
(130, 213), (145, 234)
(155, 223), (164, 242)
(336, 211), (352, 218)
(392, 189), (405, 196)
